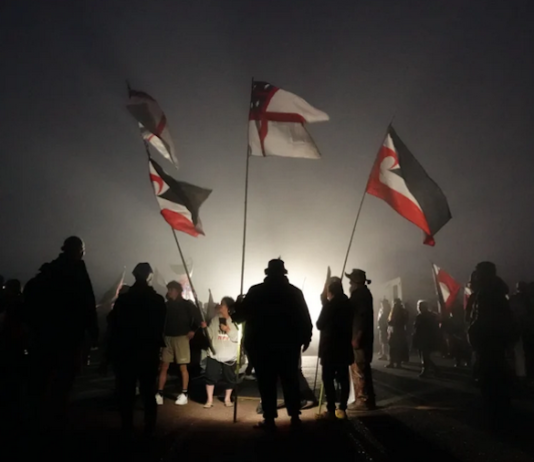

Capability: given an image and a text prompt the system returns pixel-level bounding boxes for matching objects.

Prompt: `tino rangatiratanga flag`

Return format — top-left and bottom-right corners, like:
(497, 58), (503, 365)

(248, 81), (329, 159)
(127, 88), (179, 167)
(149, 158), (211, 237)
(432, 264), (461, 310)
(366, 126), (451, 245)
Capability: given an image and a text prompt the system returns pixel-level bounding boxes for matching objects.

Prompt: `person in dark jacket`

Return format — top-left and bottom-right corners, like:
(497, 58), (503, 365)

(377, 299), (391, 361)
(412, 300), (440, 377)
(316, 277), (353, 420)
(24, 236), (98, 434)
(387, 299), (409, 368)
(467, 261), (514, 416)
(346, 269), (376, 411)
(233, 259), (313, 431)
(108, 263), (166, 436)
(156, 280), (202, 406)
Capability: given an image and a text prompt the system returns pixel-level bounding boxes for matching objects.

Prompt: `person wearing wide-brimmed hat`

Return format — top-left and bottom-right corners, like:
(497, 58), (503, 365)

(233, 258), (313, 431)
(345, 269), (377, 411)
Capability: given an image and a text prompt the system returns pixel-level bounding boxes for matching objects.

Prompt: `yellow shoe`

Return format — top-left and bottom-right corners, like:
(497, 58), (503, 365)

(335, 409), (347, 420)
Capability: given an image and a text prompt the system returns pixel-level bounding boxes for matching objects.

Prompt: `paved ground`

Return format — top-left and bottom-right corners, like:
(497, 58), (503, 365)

(5, 352), (534, 461)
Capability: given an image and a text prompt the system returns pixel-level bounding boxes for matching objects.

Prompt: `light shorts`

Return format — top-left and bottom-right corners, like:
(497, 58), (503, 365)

(162, 335), (190, 364)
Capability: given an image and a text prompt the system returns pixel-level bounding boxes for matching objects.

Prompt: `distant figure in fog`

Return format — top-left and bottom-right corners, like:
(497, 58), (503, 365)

(387, 298), (409, 369)
(412, 300), (440, 377)
(377, 299), (391, 361)
(233, 259), (313, 431)
(24, 236), (98, 434)
(316, 277), (353, 420)
(107, 263), (166, 436)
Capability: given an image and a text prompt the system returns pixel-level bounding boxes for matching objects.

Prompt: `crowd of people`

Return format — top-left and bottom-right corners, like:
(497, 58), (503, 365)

(0, 236), (530, 442)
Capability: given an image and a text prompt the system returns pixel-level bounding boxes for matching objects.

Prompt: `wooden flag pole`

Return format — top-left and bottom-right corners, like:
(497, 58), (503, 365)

(234, 77), (255, 424)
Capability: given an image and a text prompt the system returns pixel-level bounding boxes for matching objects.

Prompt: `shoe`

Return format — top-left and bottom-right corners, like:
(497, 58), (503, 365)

(335, 409), (348, 420)
(385, 363), (395, 368)
(253, 419), (276, 431)
(155, 394), (164, 405)
(348, 401), (376, 412)
(244, 374), (256, 381)
(256, 402), (263, 414)
(378, 355), (387, 361)
(175, 393), (188, 405)
(203, 402), (214, 408)
(224, 401), (234, 407)
(315, 411), (336, 421)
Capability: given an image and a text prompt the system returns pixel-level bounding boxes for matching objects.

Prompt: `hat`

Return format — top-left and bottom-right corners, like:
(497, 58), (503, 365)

(132, 262), (153, 280)
(265, 259), (287, 275)
(344, 269), (371, 284)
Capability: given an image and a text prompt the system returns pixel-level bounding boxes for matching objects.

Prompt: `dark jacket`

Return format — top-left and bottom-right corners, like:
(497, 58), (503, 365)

(23, 254), (97, 349)
(316, 294), (353, 366)
(350, 286), (374, 351)
(164, 298), (201, 337)
(234, 275), (312, 352)
(412, 311), (440, 351)
(107, 283), (166, 363)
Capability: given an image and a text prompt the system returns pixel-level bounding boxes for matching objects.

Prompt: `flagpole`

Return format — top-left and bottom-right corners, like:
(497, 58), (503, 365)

(430, 261), (444, 315)
(234, 77), (254, 424)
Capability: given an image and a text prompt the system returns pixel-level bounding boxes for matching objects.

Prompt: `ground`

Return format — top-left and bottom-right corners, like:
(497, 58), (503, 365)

(6, 353), (534, 461)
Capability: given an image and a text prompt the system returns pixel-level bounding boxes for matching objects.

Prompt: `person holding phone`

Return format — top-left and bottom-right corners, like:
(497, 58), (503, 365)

(201, 297), (239, 408)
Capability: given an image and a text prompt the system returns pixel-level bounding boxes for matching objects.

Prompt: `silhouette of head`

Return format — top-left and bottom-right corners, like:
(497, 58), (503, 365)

(166, 280), (183, 300)
(61, 236), (85, 260)
(132, 263), (153, 284)
(417, 300), (429, 313)
(265, 259), (287, 277)
(327, 278), (343, 299)
(345, 269), (371, 290)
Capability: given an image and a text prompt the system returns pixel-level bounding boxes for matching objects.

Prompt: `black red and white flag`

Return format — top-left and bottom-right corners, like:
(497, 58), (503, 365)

(366, 126), (451, 245)
(432, 264), (461, 310)
(127, 88), (178, 167)
(149, 158), (211, 237)
(248, 81), (329, 159)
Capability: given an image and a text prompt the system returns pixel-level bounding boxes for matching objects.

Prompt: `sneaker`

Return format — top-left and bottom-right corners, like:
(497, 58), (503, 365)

(175, 393), (188, 405)
(253, 419), (276, 431)
(244, 374), (256, 381)
(155, 394), (164, 405)
(335, 409), (348, 420)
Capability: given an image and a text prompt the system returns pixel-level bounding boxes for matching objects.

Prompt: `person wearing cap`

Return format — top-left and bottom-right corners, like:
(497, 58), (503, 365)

(233, 259), (313, 431)
(108, 263), (166, 436)
(24, 236), (98, 434)
(345, 269), (377, 411)
(156, 280), (202, 406)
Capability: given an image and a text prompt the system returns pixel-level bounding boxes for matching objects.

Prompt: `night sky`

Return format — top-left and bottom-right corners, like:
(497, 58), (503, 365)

(1, 0), (533, 317)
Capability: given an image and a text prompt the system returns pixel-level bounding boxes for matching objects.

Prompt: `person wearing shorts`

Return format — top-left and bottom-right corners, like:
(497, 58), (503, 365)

(156, 281), (201, 406)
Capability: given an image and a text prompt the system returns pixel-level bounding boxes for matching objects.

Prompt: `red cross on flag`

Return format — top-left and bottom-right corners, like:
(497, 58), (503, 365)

(248, 81), (329, 159)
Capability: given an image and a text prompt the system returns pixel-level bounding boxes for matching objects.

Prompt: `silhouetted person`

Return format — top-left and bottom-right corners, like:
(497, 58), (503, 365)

(511, 282), (534, 379)
(377, 299), (391, 361)
(24, 236), (98, 434)
(413, 300), (440, 377)
(234, 259), (312, 430)
(346, 269), (376, 411)
(316, 277), (353, 420)
(467, 261), (514, 416)
(107, 263), (166, 436)
(387, 298), (409, 368)
(157, 280), (201, 406)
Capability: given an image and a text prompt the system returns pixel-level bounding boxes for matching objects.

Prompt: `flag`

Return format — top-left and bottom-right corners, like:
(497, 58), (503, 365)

(97, 268), (125, 308)
(127, 88), (178, 166)
(206, 289), (217, 321)
(149, 158), (212, 237)
(432, 264), (461, 310)
(366, 126), (451, 245)
(248, 81), (329, 159)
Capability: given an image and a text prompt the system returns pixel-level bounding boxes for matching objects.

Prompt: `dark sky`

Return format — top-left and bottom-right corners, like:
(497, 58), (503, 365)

(1, 0), (533, 316)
